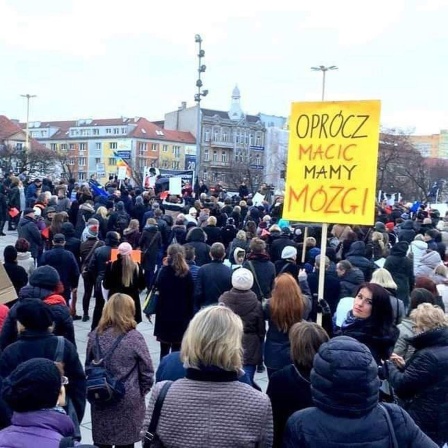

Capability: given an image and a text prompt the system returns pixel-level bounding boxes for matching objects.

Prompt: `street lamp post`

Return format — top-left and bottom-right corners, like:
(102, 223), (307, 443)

(194, 34), (208, 186)
(310, 65), (337, 101)
(20, 94), (37, 150)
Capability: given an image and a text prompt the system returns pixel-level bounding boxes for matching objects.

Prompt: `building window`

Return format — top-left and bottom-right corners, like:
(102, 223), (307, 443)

(113, 128), (119, 134)
(79, 143), (87, 151)
(110, 142), (118, 149)
(162, 145), (168, 152)
(106, 128), (111, 134)
(204, 129), (210, 142)
(214, 130), (219, 141)
(69, 158), (75, 165)
(245, 133), (249, 144)
(50, 143), (58, 151)
(78, 172), (86, 180)
(95, 157), (101, 164)
(40, 130), (46, 137)
(222, 132), (228, 142)
(70, 129), (79, 136)
(256, 134), (261, 146)
(249, 134), (254, 145)
(121, 128), (127, 134)
(151, 143), (158, 151)
(108, 158), (117, 165)
(69, 143), (75, 150)
(221, 151), (227, 163)
(213, 151), (217, 162)
(173, 146), (180, 158)
(78, 157), (86, 166)
(139, 142), (147, 152)
(93, 128), (99, 135)
(95, 142), (101, 150)
(255, 154), (261, 165)
(204, 150), (209, 161)
(16, 143), (23, 150)
(60, 143), (67, 150)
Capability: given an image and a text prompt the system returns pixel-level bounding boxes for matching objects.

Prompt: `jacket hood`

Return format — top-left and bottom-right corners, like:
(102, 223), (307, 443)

(123, 227), (138, 236)
(410, 240), (428, 251)
(16, 252), (32, 261)
(61, 222), (76, 237)
(342, 268), (365, 285)
(19, 285), (55, 301)
(390, 241), (409, 256)
(401, 219), (415, 230)
(186, 227), (206, 242)
(311, 336), (380, 417)
(346, 241), (366, 257)
(19, 217), (35, 227)
(420, 250), (442, 269)
(79, 202), (95, 213)
(11, 409), (74, 437)
(116, 201), (125, 212)
(410, 326), (448, 351)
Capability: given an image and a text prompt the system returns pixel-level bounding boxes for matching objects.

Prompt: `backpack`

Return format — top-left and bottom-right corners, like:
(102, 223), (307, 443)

(115, 212), (129, 234)
(85, 333), (134, 405)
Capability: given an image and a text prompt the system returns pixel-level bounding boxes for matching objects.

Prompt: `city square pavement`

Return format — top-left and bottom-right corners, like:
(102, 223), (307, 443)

(0, 229), (269, 446)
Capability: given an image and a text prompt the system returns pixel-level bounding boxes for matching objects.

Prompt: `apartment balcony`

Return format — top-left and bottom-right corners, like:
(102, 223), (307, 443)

(208, 139), (234, 149)
(203, 159), (231, 168)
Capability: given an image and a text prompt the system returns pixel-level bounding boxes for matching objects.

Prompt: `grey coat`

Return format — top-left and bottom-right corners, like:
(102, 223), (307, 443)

(142, 378), (273, 447)
(394, 318), (415, 361)
(86, 327), (154, 446)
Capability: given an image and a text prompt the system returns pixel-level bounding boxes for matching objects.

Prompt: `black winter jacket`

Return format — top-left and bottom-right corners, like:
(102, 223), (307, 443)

(139, 226), (162, 270)
(388, 327), (448, 446)
(398, 219), (416, 243)
(203, 225), (223, 246)
(243, 254), (276, 302)
(345, 241), (375, 281)
(283, 336), (437, 448)
(269, 236), (297, 264)
(194, 260), (232, 310)
(0, 330), (86, 424)
(17, 217), (43, 259)
(338, 268), (364, 298)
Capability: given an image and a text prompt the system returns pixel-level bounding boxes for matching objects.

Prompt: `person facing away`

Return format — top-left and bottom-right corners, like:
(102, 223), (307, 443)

(282, 336), (438, 448)
(3, 245), (28, 295)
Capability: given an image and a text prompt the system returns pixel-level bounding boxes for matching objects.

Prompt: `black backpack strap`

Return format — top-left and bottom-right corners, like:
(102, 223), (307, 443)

(143, 381), (173, 447)
(54, 336), (65, 363)
(59, 436), (75, 447)
(94, 332), (126, 363)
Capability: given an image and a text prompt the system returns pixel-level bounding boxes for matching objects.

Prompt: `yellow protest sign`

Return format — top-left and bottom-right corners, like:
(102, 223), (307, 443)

(283, 100), (381, 225)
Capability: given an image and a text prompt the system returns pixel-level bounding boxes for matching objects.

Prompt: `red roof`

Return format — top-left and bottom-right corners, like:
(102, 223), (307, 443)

(0, 115), (48, 151)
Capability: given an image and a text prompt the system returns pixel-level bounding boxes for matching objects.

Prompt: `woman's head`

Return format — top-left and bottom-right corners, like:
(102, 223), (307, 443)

(415, 276), (438, 297)
(236, 230), (247, 241)
(411, 303), (448, 334)
(410, 288), (435, 311)
(167, 244), (189, 277)
(127, 219), (140, 230)
(97, 293), (136, 334)
(434, 264), (448, 278)
(15, 238), (30, 253)
(181, 305), (243, 372)
(2, 358), (66, 412)
(270, 273), (304, 332)
(249, 237), (266, 255)
(370, 268), (397, 290)
(96, 206), (108, 219)
(289, 322), (329, 369)
(353, 283), (394, 329)
(3, 245), (17, 263)
(207, 216), (217, 226)
(371, 231), (384, 243)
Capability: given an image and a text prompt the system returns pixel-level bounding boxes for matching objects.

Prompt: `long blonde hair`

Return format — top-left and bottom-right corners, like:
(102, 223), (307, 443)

(121, 254), (137, 287)
(97, 293), (136, 334)
(96, 206), (108, 220)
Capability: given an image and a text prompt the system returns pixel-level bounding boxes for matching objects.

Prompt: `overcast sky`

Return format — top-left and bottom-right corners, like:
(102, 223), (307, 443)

(1, 0), (447, 134)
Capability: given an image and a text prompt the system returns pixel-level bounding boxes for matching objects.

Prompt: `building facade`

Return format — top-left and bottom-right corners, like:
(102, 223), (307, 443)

(23, 117), (195, 182)
(409, 134), (440, 158)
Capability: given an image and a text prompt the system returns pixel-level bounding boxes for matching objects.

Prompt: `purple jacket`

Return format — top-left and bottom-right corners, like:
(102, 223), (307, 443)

(0, 409), (74, 447)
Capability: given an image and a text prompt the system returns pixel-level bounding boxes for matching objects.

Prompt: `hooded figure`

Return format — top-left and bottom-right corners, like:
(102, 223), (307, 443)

(282, 336), (437, 448)
(398, 219), (416, 243)
(345, 241), (375, 281)
(415, 250), (442, 278)
(384, 241), (414, 307)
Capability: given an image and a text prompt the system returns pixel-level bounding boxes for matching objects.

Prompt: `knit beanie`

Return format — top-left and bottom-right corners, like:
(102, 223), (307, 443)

(2, 358), (61, 412)
(232, 268), (254, 291)
(16, 300), (54, 331)
(118, 242), (132, 257)
(3, 245), (17, 263)
(29, 266), (60, 290)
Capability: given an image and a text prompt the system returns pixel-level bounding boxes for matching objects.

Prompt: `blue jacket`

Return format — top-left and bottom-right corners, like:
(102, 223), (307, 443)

(282, 336), (437, 448)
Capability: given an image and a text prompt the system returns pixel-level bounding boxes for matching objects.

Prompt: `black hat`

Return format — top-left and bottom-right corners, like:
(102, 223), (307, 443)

(29, 266), (60, 290)
(2, 358), (61, 412)
(3, 245), (17, 263)
(53, 233), (65, 244)
(23, 208), (35, 215)
(16, 300), (54, 331)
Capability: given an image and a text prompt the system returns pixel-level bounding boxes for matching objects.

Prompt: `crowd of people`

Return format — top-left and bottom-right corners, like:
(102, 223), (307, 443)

(0, 173), (446, 447)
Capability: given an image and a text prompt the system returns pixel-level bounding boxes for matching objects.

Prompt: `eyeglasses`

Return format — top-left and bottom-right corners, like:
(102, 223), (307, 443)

(61, 376), (69, 386)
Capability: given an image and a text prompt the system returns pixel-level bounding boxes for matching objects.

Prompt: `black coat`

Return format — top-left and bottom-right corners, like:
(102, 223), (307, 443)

(3, 262), (28, 295)
(194, 260), (232, 310)
(184, 241), (211, 267)
(0, 287), (75, 350)
(154, 265), (194, 343)
(307, 270), (341, 314)
(0, 330), (86, 424)
(17, 216), (43, 259)
(243, 255), (276, 302)
(139, 227), (162, 270)
(267, 364), (313, 448)
(203, 225), (223, 246)
(283, 336), (437, 448)
(103, 257), (145, 323)
(269, 236), (296, 264)
(338, 268), (364, 298)
(87, 245), (114, 285)
(384, 241), (414, 307)
(345, 241), (375, 281)
(388, 327), (448, 446)
(398, 220), (416, 243)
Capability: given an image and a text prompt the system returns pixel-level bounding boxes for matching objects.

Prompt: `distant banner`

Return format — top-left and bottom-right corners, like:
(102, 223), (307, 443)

(283, 100), (381, 225)
(159, 169), (194, 187)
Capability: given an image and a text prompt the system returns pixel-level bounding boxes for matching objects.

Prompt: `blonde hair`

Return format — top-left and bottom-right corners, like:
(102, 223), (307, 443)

(236, 230), (246, 241)
(181, 305), (243, 372)
(96, 206), (108, 219)
(371, 231), (386, 252)
(120, 254), (138, 287)
(97, 293), (136, 334)
(233, 206), (241, 213)
(263, 215), (272, 223)
(127, 219), (140, 231)
(371, 268), (397, 290)
(411, 303), (448, 333)
(207, 216), (217, 226)
(434, 265), (448, 278)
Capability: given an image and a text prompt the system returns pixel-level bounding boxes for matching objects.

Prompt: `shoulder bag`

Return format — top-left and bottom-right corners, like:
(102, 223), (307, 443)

(247, 261), (268, 305)
(378, 404), (399, 448)
(143, 267), (163, 319)
(143, 381), (173, 448)
(81, 241), (100, 277)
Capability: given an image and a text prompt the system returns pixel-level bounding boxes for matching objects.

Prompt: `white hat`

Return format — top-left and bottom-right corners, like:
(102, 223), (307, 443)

(232, 268), (254, 291)
(281, 245), (297, 260)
